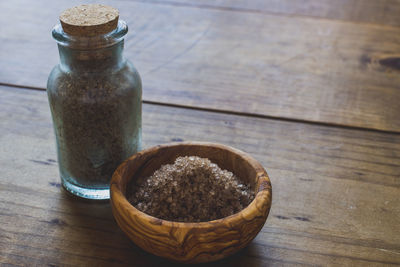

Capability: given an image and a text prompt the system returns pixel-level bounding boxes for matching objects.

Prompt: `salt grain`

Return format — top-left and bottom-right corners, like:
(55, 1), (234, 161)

(128, 156), (255, 222)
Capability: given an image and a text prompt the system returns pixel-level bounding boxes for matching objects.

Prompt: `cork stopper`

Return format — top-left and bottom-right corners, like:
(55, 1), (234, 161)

(60, 4), (119, 36)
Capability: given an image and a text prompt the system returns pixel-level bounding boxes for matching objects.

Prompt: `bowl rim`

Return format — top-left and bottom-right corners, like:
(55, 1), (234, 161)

(110, 141), (272, 229)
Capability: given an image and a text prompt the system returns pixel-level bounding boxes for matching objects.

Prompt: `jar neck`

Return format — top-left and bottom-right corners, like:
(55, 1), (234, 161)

(52, 20), (128, 73)
(58, 41), (125, 72)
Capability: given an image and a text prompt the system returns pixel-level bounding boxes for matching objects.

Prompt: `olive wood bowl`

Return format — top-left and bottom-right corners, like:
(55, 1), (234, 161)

(110, 142), (272, 264)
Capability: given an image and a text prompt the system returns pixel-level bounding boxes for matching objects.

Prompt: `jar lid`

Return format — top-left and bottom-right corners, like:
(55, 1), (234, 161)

(60, 4), (119, 37)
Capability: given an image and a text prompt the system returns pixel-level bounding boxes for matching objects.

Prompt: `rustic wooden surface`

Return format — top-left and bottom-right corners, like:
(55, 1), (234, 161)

(1, 0), (400, 266)
(1, 86), (399, 266)
(141, 0), (400, 27)
(1, 0), (400, 132)
(110, 142), (272, 263)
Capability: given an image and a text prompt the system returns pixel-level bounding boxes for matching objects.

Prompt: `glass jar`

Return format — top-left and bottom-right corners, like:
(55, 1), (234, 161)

(47, 17), (142, 200)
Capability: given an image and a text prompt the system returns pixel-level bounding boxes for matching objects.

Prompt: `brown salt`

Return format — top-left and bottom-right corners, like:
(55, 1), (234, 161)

(128, 156), (255, 222)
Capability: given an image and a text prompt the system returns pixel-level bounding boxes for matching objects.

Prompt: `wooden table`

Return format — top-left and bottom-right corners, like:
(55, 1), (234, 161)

(1, 0), (399, 266)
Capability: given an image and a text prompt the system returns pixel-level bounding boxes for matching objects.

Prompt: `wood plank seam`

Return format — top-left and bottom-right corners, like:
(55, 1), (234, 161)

(124, 0), (400, 30)
(2, 82), (399, 136)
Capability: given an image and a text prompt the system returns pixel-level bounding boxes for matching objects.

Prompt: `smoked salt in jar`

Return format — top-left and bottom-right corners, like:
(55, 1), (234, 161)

(47, 4), (142, 200)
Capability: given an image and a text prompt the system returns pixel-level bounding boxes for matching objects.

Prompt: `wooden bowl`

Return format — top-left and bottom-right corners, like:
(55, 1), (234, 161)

(110, 142), (272, 264)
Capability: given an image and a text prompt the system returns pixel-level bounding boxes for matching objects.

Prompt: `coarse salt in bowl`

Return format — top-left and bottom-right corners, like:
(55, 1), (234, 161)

(110, 142), (272, 264)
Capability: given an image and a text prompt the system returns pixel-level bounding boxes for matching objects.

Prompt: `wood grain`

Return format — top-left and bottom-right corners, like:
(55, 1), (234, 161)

(111, 142), (272, 263)
(1, 85), (399, 266)
(140, 0), (400, 27)
(1, 0), (400, 132)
